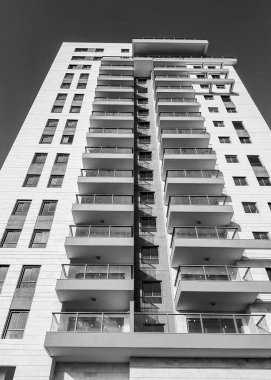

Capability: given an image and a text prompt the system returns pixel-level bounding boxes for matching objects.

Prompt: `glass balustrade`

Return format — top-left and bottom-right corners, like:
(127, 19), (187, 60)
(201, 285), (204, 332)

(161, 128), (206, 134)
(160, 112), (201, 117)
(91, 112), (133, 116)
(76, 194), (133, 205)
(85, 147), (133, 154)
(164, 148), (214, 155)
(89, 128), (133, 134)
(61, 264), (133, 280)
(80, 169), (133, 177)
(169, 195), (228, 206)
(69, 225), (133, 238)
(166, 170), (222, 179)
(172, 227), (239, 240)
(158, 98), (198, 103)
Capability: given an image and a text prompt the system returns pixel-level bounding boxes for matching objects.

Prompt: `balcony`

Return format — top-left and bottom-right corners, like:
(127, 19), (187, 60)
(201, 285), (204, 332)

(87, 128), (134, 148)
(156, 85), (195, 98)
(97, 75), (134, 86)
(157, 97), (200, 112)
(166, 196), (233, 233)
(162, 148), (216, 179)
(78, 169), (134, 194)
(175, 265), (271, 312)
(45, 312), (271, 362)
(92, 97), (134, 112)
(99, 65), (134, 75)
(159, 129), (210, 154)
(95, 85), (134, 98)
(56, 265), (134, 311)
(65, 225), (134, 263)
(155, 76), (235, 92)
(158, 112), (205, 129)
(89, 112), (134, 127)
(171, 226), (271, 266)
(154, 67), (229, 77)
(164, 170), (225, 202)
(72, 194), (134, 225)
(82, 147), (133, 170)
(101, 57), (133, 66)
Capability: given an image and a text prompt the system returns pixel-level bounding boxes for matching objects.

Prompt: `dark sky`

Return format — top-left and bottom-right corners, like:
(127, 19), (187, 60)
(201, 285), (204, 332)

(0, 0), (271, 167)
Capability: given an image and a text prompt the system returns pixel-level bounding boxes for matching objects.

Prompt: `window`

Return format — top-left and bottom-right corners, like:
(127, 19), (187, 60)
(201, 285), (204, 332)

(70, 106), (81, 113)
(39, 201), (57, 216)
(141, 217), (157, 232)
(12, 200), (31, 216)
(48, 175), (64, 188)
(266, 268), (271, 281)
(139, 151), (152, 161)
(0, 266), (9, 291)
(32, 153), (47, 164)
(221, 95), (231, 102)
(66, 119), (78, 128)
(17, 266), (40, 288)
(253, 232), (269, 240)
(73, 94), (84, 101)
(219, 136), (231, 143)
(77, 83), (87, 89)
(225, 155), (238, 163)
(257, 177), (271, 186)
(56, 94), (67, 101)
(140, 192), (155, 204)
(138, 110), (149, 116)
(29, 230), (50, 248)
(232, 121), (244, 130)
(197, 74), (206, 79)
(268, 203), (271, 210)
(212, 74), (220, 79)
(139, 170), (153, 181)
(141, 246), (159, 263)
(68, 64), (77, 69)
(239, 137), (251, 144)
(51, 106), (63, 113)
(75, 48), (88, 52)
(233, 177), (248, 186)
(83, 65), (91, 69)
(61, 135), (74, 144)
(216, 85), (225, 89)
(23, 174), (40, 187)
(55, 153), (69, 164)
(121, 49), (129, 53)
(138, 136), (151, 144)
(2, 311), (29, 339)
(247, 155), (262, 167)
(1, 230), (21, 248)
(213, 121), (225, 127)
(200, 84), (209, 89)
(40, 135), (53, 144)
(208, 107), (219, 113)
(226, 107), (237, 113)
(208, 66), (216, 69)
(194, 65), (201, 69)
(242, 202), (258, 213)
(95, 48), (104, 52)
(204, 95), (213, 100)
(142, 281), (162, 303)
(60, 83), (71, 89)
(138, 121), (150, 129)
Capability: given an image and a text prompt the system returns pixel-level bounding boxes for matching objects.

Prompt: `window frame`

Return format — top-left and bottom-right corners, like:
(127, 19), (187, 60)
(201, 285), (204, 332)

(39, 200), (58, 216)
(242, 202), (258, 214)
(2, 310), (29, 339)
(29, 229), (50, 248)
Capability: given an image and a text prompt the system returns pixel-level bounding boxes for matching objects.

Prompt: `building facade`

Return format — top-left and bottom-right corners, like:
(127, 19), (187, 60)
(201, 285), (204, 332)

(0, 39), (271, 380)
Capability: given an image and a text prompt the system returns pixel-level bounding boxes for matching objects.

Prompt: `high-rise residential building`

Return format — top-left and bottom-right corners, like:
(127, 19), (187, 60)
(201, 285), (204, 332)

(1, 38), (271, 380)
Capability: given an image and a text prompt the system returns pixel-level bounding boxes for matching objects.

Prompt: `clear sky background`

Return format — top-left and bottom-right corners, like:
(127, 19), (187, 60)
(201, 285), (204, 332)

(0, 0), (271, 167)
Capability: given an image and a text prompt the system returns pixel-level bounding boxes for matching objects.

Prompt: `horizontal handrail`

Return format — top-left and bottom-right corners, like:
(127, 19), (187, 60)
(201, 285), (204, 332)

(93, 97), (133, 102)
(80, 169), (133, 177)
(99, 74), (133, 79)
(96, 85), (133, 89)
(160, 112), (201, 117)
(166, 169), (222, 179)
(172, 226), (239, 243)
(161, 128), (206, 134)
(91, 111), (133, 116)
(175, 265), (259, 285)
(158, 97), (198, 103)
(69, 225), (133, 238)
(156, 85), (194, 89)
(88, 127), (133, 134)
(156, 74), (190, 78)
(169, 195), (228, 206)
(75, 194), (133, 204)
(61, 264), (133, 280)
(164, 147), (214, 155)
(85, 146), (133, 154)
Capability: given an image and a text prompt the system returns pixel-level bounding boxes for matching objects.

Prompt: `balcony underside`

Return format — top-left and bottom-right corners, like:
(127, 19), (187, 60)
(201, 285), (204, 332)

(65, 237), (134, 263)
(167, 205), (234, 233)
(159, 134), (210, 153)
(157, 102), (200, 112)
(97, 78), (134, 86)
(72, 204), (134, 225)
(56, 279), (134, 311)
(164, 178), (225, 202)
(92, 101), (134, 112)
(78, 177), (134, 195)
(45, 332), (271, 362)
(95, 88), (134, 97)
(82, 154), (134, 170)
(175, 281), (271, 312)
(89, 116), (134, 128)
(156, 89), (195, 98)
(162, 156), (217, 178)
(159, 117), (205, 129)
(171, 239), (271, 266)
(86, 133), (134, 148)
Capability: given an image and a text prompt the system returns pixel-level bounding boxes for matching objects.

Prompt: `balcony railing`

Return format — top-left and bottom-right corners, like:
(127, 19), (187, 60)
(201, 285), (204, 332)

(169, 195), (228, 206)
(91, 112), (133, 117)
(158, 97), (198, 103)
(156, 75), (190, 78)
(175, 265), (257, 284)
(80, 169), (133, 178)
(96, 85), (133, 89)
(69, 225), (133, 238)
(156, 85), (193, 89)
(159, 112), (201, 117)
(76, 194), (133, 204)
(99, 74), (133, 79)
(85, 147), (133, 154)
(50, 312), (270, 335)
(164, 147), (214, 155)
(88, 128), (133, 134)
(94, 97), (133, 102)
(161, 128), (206, 135)
(172, 227), (239, 242)
(166, 170), (222, 179)
(61, 264), (133, 280)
